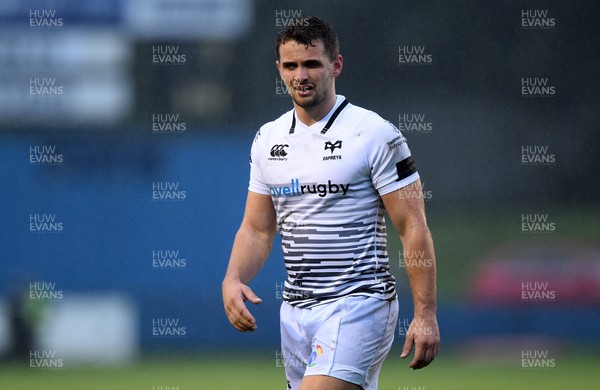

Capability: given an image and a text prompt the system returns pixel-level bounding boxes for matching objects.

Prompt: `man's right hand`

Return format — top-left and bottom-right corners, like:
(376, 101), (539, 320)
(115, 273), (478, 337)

(222, 279), (263, 332)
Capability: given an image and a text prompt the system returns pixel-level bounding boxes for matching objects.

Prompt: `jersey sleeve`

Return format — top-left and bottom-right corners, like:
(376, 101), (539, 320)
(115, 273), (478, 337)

(361, 113), (420, 196)
(248, 128), (271, 195)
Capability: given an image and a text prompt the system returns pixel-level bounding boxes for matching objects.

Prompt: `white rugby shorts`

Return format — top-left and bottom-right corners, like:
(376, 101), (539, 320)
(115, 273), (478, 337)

(280, 295), (399, 389)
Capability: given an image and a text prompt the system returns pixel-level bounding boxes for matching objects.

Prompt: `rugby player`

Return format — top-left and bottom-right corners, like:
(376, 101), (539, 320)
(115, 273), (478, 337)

(223, 16), (439, 390)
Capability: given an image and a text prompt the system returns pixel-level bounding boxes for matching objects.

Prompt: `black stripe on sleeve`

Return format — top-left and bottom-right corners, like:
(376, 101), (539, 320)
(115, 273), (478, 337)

(395, 156), (417, 181)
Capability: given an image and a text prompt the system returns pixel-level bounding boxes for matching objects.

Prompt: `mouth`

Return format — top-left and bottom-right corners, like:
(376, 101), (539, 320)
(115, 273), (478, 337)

(294, 84), (314, 97)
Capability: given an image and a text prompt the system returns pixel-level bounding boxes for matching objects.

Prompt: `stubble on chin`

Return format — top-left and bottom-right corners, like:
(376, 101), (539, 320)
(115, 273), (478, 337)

(289, 88), (326, 108)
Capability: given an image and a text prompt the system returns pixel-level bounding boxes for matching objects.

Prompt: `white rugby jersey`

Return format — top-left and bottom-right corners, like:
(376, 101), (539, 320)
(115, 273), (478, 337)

(249, 95), (419, 308)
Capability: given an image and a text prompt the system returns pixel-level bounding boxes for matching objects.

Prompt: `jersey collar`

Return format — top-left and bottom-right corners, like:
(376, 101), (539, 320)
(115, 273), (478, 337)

(289, 95), (349, 135)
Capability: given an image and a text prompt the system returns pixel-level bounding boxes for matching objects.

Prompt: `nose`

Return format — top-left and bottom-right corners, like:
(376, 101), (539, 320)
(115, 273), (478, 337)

(293, 66), (309, 84)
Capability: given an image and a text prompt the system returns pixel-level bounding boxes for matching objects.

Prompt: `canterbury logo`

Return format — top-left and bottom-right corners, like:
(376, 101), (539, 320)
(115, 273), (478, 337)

(270, 144), (289, 157)
(324, 140), (342, 153)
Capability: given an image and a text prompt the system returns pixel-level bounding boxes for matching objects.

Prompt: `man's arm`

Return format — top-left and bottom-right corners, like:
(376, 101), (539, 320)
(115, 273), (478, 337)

(381, 179), (440, 369)
(222, 191), (277, 332)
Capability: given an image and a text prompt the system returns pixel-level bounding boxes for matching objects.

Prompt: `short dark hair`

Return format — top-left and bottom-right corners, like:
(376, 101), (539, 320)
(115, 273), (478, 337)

(276, 16), (339, 61)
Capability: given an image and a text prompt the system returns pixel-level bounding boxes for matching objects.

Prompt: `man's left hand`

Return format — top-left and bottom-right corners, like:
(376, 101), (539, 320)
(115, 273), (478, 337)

(400, 315), (440, 369)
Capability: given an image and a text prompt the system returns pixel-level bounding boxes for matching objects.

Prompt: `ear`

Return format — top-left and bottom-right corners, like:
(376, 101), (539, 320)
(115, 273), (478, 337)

(332, 54), (343, 78)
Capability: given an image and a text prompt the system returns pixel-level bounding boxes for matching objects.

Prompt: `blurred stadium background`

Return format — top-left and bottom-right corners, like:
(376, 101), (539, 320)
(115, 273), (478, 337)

(1, 0), (599, 388)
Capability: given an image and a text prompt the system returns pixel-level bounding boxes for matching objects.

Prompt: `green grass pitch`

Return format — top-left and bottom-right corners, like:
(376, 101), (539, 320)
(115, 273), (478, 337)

(1, 354), (598, 389)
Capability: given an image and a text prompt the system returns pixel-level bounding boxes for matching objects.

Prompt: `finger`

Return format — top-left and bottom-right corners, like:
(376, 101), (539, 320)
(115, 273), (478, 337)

(411, 343), (436, 369)
(424, 348), (434, 365)
(237, 303), (257, 325)
(409, 340), (425, 368)
(242, 285), (262, 304)
(400, 333), (414, 359)
(428, 341), (439, 363)
(234, 319), (253, 333)
(412, 359), (430, 370)
(411, 355), (431, 369)
(229, 312), (256, 332)
(232, 289), (258, 321)
(416, 353), (433, 369)
(410, 339), (431, 368)
(423, 339), (439, 363)
(225, 301), (257, 331)
(225, 309), (245, 332)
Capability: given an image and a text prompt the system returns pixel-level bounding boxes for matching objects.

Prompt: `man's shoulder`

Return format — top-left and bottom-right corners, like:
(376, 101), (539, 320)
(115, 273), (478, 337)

(257, 109), (294, 138)
(343, 103), (401, 139)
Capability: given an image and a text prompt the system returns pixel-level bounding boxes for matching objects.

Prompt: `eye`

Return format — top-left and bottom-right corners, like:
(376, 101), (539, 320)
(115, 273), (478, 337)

(282, 63), (297, 70)
(305, 60), (322, 68)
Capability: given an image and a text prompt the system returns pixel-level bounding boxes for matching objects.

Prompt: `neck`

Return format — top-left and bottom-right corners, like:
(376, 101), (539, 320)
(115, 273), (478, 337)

(294, 93), (337, 126)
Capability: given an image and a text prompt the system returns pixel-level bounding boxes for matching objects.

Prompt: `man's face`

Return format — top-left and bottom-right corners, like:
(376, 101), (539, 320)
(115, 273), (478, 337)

(276, 39), (342, 109)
